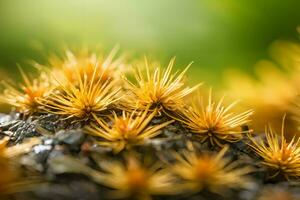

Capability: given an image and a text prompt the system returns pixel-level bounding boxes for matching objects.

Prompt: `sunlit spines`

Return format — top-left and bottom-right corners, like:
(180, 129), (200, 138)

(44, 46), (126, 86)
(248, 121), (300, 180)
(172, 146), (253, 193)
(85, 107), (174, 153)
(0, 68), (53, 115)
(122, 58), (201, 115)
(39, 64), (121, 122)
(179, 89), (253, 147)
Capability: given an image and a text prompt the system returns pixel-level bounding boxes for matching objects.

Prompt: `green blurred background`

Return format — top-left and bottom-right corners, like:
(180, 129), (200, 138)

(0, 0), (299, 85)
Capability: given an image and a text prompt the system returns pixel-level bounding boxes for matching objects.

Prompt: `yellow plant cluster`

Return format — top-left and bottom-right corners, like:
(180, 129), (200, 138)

(0, 47), (299, 199)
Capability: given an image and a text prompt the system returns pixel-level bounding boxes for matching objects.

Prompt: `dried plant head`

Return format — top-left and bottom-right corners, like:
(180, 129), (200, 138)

(85, 107), (174, 153)
(98, 154), (176, 199)
(0, 68), (53, 115)
(44, 46), (126, 85)
(39, 65), (121, 122)
(179, 89), (253, 147)
(172, 146), (253, 194)
(0, 137), (40, 195)
(248, 117), (300, 180)
(122, 58), (201, 114)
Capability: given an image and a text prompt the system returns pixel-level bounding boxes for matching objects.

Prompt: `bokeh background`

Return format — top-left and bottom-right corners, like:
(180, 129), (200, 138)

(1, 0), (300, 135)
(0, 0), (300, 85)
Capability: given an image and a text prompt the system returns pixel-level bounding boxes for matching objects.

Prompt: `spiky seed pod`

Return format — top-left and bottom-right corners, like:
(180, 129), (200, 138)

(98, 155), (176, 199)
(44, 46), (126, 86)
(172, 146), (253, 193)
(39, 64), (121, 122)
(179, 89), (253, 147)
(248, 123), (300, 180)
(122, 58), (201, 115)
(85, 107), (174, 153)
(0, 69), (53, 115)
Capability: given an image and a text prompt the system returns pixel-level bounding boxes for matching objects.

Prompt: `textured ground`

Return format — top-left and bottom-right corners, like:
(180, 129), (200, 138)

(0, 113), (299, 200)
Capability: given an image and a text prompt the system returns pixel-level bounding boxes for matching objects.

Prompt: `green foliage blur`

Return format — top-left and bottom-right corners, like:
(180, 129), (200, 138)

(0, 0), (299, 85)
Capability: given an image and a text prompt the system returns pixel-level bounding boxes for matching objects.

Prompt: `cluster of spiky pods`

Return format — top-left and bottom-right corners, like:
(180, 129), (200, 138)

(0, 47), (299, 200)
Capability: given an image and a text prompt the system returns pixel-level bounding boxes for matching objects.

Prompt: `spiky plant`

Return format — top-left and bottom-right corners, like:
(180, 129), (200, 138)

(98, 155), (176, 199)
(248, 123), (300, 180)
(179, 90), (253, 146)
(172, 146), (252, 193)
(85, 108), (174, 153)
(43, 46), (125, 85)
(122, 58), (201, 114)
(0, 69), (53, 115)
(39, 64), (121, 122)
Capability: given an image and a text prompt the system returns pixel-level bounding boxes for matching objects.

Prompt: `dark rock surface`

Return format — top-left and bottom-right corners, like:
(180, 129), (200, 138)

(0, 113), (299, 200)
